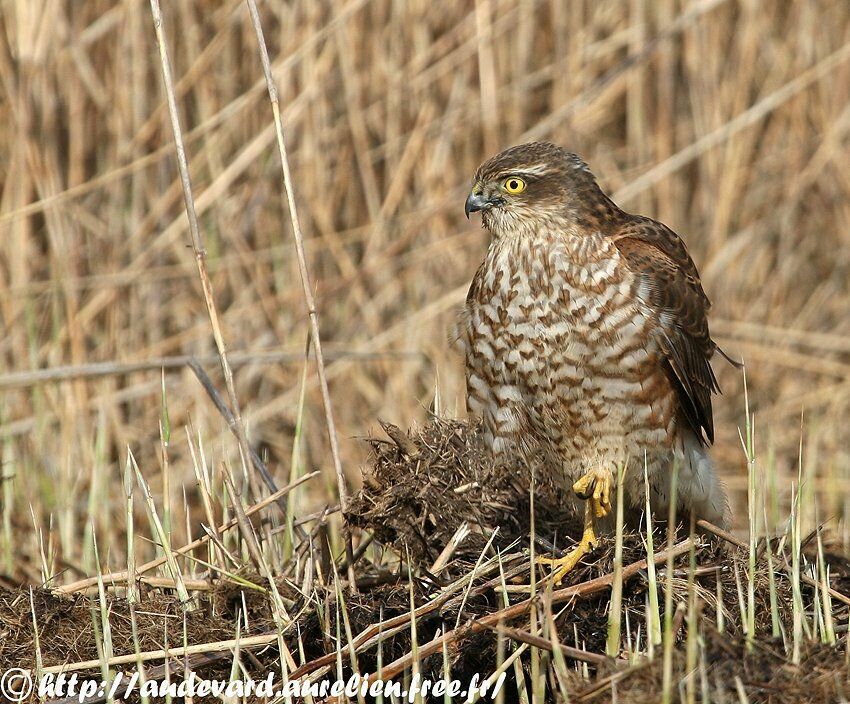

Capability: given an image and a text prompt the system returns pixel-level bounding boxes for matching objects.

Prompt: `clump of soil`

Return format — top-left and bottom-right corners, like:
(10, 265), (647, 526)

(347, 418), (581, 566)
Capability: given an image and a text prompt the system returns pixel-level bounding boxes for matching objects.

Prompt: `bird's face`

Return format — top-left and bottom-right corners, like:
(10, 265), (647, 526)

(464, 172), (532, 220)
(465, 141), (600, 236)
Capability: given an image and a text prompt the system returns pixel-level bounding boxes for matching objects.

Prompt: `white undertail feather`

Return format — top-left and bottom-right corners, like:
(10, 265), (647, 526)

(674, 429), (730, 529)
(618, 433), (730, 530)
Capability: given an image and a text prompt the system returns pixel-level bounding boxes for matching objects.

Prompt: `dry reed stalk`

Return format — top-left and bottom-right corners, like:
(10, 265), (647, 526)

(242, 0), (357, 592)
(42, 632), (280, 674)
(0, 348), (416, 390)
(147, 0), (260, 503)
(614, 41), (850, 205)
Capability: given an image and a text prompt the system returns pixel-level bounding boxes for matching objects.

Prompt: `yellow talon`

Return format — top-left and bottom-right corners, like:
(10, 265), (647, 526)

(573, 467), (613, 519)
(538, 468), (612, 584)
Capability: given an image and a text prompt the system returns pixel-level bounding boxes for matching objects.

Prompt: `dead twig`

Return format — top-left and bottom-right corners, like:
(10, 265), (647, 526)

(484, 623), (619, 666)
(0, 348), (418, 390)
(697, 519), (748, 550)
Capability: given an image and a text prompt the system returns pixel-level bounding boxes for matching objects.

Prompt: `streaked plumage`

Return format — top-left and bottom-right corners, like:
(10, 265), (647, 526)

(460, 142), (730, 539)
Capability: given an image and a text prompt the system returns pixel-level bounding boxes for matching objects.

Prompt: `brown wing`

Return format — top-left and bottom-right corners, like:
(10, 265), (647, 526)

(612, 217), (720, 445)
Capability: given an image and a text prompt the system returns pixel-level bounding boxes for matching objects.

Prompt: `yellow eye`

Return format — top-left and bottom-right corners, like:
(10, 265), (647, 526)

(502, 177), (526, 194)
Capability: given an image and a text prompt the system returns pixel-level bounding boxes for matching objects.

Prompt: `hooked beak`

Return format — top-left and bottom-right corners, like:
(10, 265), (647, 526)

(465, 190), (497, 219)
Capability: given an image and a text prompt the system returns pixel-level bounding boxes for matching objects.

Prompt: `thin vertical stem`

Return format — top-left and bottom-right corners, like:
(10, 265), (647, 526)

(241, 0), (348, 519)
(147, 0), (257, 496)
(661, 460), (680, 704)
(606, 461), (626, 658)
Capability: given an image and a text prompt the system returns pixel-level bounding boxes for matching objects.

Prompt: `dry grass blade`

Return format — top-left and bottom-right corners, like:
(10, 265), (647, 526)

(242, 0), (348, 516)
(220, 463), (265, 572)
(56, 471), (319, 594)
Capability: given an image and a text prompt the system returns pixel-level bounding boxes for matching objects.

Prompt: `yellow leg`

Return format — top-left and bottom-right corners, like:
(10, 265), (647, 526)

(538, 468), (613, 584)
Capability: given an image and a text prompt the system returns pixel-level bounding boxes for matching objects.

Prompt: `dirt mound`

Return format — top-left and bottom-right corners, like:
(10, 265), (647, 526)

(347, 418), (581, 566)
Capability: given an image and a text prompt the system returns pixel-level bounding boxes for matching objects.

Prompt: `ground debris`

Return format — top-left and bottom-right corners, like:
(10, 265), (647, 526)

(3, 419), (850, 704)
(347, 417), (580, 567)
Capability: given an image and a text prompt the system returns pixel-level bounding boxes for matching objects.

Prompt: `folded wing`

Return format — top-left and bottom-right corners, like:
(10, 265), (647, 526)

(612, 219), (720, 445)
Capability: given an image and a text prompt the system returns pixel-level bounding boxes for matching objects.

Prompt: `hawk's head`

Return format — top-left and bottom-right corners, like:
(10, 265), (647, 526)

(465, 142), (616, 235)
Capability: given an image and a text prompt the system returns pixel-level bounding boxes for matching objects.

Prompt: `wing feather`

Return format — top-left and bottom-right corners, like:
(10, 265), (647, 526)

(612, 218), (720, 445)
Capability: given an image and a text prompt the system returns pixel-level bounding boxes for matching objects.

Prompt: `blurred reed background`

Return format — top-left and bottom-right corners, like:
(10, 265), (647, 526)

(1, 0), (850, 578)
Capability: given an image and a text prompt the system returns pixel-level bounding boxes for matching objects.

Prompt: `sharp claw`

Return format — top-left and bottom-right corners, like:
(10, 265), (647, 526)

(573, 469), (614, 517)
(573, 472), (595, 500)
(599, 482), (612, 516)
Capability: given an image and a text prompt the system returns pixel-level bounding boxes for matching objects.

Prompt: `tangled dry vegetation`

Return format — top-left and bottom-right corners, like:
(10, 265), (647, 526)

(2, 0), (850, 701)
(4, 419), (850, 703)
